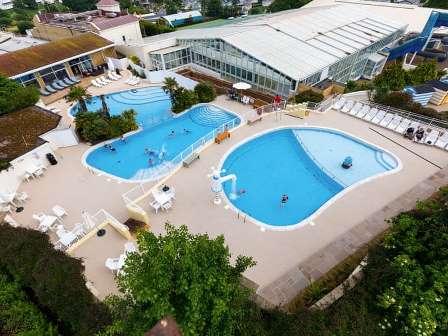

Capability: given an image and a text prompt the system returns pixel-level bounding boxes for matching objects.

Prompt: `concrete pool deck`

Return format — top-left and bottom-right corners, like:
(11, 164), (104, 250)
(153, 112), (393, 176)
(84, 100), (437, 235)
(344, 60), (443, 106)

(8, 95), (448, 305)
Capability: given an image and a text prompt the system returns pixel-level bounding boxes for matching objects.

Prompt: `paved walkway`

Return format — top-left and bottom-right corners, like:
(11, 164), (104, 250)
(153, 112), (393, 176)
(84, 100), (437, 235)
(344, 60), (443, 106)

(8, 95), (448, 305)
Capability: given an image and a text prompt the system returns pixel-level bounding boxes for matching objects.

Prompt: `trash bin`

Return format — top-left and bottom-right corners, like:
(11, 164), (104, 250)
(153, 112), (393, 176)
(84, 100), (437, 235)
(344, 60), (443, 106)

(46, 153), (58, 165)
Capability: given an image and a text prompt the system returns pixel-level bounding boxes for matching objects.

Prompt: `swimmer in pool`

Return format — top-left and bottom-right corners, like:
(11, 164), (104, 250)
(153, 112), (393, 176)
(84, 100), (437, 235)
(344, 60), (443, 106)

(280, 194), (289, 207)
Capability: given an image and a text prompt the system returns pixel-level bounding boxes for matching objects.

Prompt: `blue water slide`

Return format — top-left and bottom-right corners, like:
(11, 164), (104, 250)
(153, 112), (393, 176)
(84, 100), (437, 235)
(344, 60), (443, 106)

(387, 11), (448, 60)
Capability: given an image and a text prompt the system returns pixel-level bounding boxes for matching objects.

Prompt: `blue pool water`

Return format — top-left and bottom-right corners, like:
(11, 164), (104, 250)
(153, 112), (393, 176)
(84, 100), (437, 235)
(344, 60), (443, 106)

(221, 128), (398, 227)
(71, 87), (172, 128)
(81, 88), (240, 180)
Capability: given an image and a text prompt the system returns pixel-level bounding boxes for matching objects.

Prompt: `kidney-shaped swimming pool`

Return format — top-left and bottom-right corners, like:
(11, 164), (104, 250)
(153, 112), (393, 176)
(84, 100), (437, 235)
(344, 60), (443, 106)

(220, 127), (400, 229)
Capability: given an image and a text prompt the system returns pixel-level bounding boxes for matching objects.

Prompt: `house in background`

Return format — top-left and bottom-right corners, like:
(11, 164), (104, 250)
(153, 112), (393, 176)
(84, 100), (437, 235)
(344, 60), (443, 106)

(160, 11), (203, 27)
(403, 84), (435, 106)
(31, 0), (142, 45)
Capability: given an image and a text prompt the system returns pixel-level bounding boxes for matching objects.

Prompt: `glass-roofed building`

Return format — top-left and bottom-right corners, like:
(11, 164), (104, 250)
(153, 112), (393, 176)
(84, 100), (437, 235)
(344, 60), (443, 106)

(122, 5), (407, 97)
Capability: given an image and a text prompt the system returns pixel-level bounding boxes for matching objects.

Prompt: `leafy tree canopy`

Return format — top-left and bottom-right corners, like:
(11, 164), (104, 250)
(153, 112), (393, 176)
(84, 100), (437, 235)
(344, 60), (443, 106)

(269, 0), (311, 13)
(0, 75), (39, 115)
(194, 81), (217, 103)
(62, 0), (96, 12)
(102, 224), (256, 336)
(295, 89), (323, 103)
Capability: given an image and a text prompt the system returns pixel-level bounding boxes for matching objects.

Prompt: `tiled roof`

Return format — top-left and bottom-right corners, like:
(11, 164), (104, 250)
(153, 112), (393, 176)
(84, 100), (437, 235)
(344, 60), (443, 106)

(0, 33), (113, 78)
(92, 15), (138, 30)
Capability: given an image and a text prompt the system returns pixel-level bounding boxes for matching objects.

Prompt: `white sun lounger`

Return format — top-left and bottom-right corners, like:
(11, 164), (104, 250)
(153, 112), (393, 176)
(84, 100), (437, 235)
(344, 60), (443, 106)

(356, 105), (370, 118)
(91, 79), (103, 88)
(371, 110), (386, 124)
(424, 130), (440, 145)
(349, 102), (363, 116)
(363, 107), (378, 121)
(435, 132), (448, 149)
(379, 113), (394, 127)
(395, 118), (412, 134)
(386, 115), (403, 130)
(332, 97), (346, 110)
(100, 76), (112, 84)
(341, 100), (354, 113)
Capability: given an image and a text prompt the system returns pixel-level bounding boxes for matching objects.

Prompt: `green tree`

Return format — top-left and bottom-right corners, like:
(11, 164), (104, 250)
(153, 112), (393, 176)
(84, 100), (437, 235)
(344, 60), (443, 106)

(163, 76), (179, 97)
(374, 63), (407, 91)
(139, 21), (174, 37)
(103, 224), (256, 336)
(0, 75), (39, 115)
(171, 87), (198, 113)
(16, 20), (34, 34)
(294, 89), (323, 103)
(269, 0), (311, 13)
(128, 55), (141, 65)
(0, 272), (56, 335)
(408, 61), (438, 85)
(66, 85), (92, 113)
(194, 81), (217, 103)
(13, 0), (37, 9)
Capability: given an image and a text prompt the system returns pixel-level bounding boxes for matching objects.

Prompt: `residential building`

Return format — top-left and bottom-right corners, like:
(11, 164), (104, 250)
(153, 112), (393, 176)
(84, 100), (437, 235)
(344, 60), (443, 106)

(31, 0), (142, 45)
(0, 32), (116, 89)
(0, 0), (55, 10)
(160, 11), (203, 27)
(121, 5), (406, 96)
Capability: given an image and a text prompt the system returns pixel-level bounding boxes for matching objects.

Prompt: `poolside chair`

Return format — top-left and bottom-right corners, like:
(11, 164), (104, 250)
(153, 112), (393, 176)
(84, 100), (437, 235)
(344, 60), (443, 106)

(150, 199), (161, 213)
(114, 71), (122, 79)
(124, 242), (137, 254)
(63, 77), (75, 86)
(379, 113), (394, 127)
(349, 102), (363, 116)
(341, 100), (354, 113)
(100, 76), (112, 84)
(72, 223), (86, 238)
(32, 212), (46, 222)
(105, 258), (121, 273)
(96, 77), (108, 86)
(371, 110), (386, 124)
(131, 77), (140, 86)
(91, 79), (103, 88)
(45, 85), (57, 93)
(162, 200), (172, 211)
(56, 80), (69, 88)
(4, 214), (19, 228)
(69, 76), (80, 83)
(108, 71), (119, 80)
(51, 82), (64, 90)
(49, 107), (62, 115)
(386, 115), (402, 130)
(435, 132), (448, 149)
(395, 118), (412, 134)
(356, 105), (370, 118)
(52, 205), (67, 219)
(332, 97), (346, 110)
(0, 204), (12, 214)
(40, 88), (51, 96)
(424, 130), (439, 145)
(363, 107), (377, 121)
(14, 191), (29, 204)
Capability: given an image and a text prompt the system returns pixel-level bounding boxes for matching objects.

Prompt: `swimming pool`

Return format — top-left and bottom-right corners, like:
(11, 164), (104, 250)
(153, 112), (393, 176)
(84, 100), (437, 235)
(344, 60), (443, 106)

(80, 88), (240, 181)
(71, 87), (172, 129)
(220, 127), (400, 229)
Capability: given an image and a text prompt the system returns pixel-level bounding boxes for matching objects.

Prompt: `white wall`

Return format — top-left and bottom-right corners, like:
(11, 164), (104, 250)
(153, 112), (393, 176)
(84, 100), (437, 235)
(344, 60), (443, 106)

(0, 143), (54, 194)
(145, 70), (198, 89)
(107, 57), (129, 71)
(40, 128), (79, 149)
(100, 21), (143, 46)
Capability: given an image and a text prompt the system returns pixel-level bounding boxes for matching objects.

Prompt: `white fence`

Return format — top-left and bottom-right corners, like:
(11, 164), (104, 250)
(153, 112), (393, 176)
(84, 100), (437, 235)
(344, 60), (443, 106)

(145, 70), (198, 90)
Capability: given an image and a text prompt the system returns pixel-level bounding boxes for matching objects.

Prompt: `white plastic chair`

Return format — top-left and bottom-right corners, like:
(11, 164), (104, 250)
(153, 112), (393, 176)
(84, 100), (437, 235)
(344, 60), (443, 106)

(4, 214), (19, 227)
(356, 105), (370, 118)
(124, 242), (137, 254)
(105, 258), (121, 273)
(349, 102), (362, 116)
(424, 130), (439, 145)
(379, 113), (394, 127)
(435, 132), (448, 149)
(32, 212), (46, 222)
(386, 115), (402, 130)
(1, 204), (12, 214)
(72, 223), (86, 238)
(371, 110), (386, 124)
(332, 97), (346, 110)
(33, 169), (44, 178)
(341, 100), (354, 113)
(15, 191), (29, 204)
(52, 205), (67, 219)
(150, 199), (161, 214)
(162, 200), (172, 211)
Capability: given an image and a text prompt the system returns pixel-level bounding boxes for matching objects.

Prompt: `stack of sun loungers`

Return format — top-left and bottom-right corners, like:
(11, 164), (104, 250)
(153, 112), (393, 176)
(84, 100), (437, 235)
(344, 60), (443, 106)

(39, 76), (81, 96)
(125, 76), (140, 86)
(332, 97), (448, 150)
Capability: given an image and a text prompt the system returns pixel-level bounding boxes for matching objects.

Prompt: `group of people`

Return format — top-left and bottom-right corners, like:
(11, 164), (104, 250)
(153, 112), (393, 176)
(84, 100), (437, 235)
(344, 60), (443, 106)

(168, 129), (192, 137)
(144, 146), (167, 167)
(405, 127), (425, 141)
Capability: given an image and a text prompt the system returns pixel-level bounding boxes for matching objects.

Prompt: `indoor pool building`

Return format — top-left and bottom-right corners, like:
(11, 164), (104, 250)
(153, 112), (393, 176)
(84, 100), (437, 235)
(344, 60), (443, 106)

(121, 5), (407, 97)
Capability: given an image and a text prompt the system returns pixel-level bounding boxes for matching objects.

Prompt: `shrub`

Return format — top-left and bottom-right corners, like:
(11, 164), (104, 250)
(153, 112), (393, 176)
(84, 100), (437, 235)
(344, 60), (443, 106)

(0, 225), (111, 335)
(139, 21), (174, 37)
(171, 87), (198, 113)
(16, 20), (34, 34)
(0, 272), (56, 335)
(0, 16), (12, 26)
(75, 109), (138, 143)
(294, 89), (324, 104)
(0, 75), (39, 115)
(194, 81), (217, 103)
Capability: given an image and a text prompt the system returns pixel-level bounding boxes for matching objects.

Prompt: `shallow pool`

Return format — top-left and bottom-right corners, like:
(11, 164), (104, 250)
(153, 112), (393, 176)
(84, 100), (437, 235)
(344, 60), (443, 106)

(221, 127), (399, 228)
(80, 88), (240, 181)
(71, 87), (172, 129)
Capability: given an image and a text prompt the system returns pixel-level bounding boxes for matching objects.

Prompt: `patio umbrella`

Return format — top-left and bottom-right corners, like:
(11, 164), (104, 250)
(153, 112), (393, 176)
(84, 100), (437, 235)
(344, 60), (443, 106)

(232, 82), (251, 99)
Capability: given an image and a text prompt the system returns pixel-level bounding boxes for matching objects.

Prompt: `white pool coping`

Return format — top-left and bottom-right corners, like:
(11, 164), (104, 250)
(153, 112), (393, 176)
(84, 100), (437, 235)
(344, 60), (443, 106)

(81, 103), (244, 184)
(217, 125), (403, 232)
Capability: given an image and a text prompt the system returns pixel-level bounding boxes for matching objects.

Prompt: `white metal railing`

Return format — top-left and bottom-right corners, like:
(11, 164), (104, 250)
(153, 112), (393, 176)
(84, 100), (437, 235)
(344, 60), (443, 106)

(121, 116), (240, 205)
(255, 101), (288, 115)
